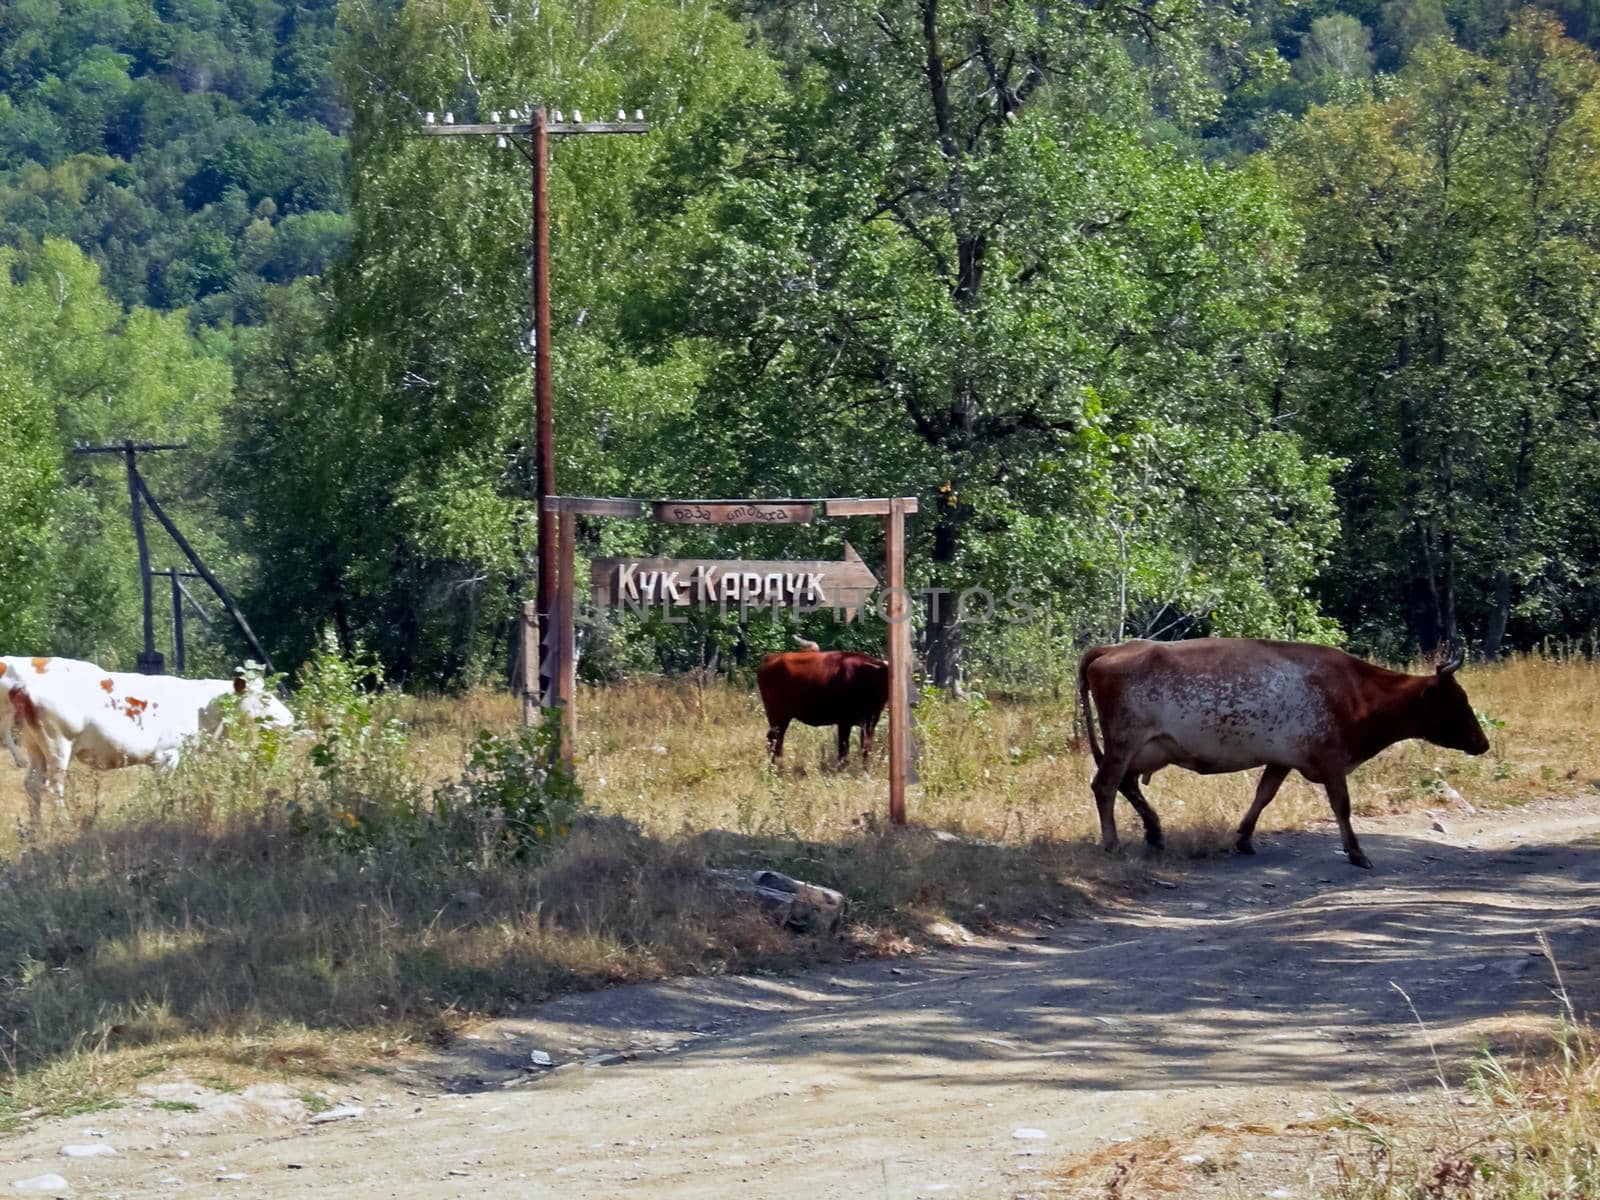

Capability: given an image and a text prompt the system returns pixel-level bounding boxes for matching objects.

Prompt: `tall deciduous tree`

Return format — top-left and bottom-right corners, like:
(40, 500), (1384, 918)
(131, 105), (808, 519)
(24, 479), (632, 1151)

(651, 0), (1342, 683)
(0, 238), (234, 663)
(226, 0), (777, 680)
(1277, 11), (1600, 655)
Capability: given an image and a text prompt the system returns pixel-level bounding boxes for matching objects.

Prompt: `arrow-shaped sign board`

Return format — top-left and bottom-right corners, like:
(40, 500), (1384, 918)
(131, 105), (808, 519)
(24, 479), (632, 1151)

(590, 542), (878, 618)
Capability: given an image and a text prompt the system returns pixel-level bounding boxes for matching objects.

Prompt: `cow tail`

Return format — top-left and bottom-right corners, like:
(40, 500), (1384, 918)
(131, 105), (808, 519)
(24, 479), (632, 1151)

(1077, 649), (1104, 766)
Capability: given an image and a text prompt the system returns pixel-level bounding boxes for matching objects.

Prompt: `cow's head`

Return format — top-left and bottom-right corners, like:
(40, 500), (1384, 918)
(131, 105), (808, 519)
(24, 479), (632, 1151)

(233, 669), (294, 729)
(1419, 654), (1490, 755)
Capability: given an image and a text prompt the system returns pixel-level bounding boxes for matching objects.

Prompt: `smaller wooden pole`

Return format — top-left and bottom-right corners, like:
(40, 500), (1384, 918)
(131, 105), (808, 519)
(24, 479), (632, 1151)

(169, 569), (186, 675)
(174, 576), (215, 629)
(885, 498), (911, 825)
(520, 599), (539, 726)
(554, 506), (577, 769)
(131, 471), (274, 674)
(126, 443), (163, 674)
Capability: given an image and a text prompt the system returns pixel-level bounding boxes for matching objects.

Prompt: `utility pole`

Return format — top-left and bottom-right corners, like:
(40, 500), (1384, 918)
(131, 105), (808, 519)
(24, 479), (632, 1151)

(419, 104), (649, 723)
(74, 440), (275, 675)
(72, 439), (187, 674)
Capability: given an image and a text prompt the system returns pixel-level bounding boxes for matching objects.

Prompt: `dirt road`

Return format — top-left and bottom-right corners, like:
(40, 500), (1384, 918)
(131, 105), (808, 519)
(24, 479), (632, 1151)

(7, 797), (1599, 1199)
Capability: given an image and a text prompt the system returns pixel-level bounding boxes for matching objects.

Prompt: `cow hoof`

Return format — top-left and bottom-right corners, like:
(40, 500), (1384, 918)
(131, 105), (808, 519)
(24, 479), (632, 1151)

(1143, 834), (1165, 850)
(1347, 850), (1373, 869)
(1100, 839), (1119, 854)
(1234, 840), (1256, 856)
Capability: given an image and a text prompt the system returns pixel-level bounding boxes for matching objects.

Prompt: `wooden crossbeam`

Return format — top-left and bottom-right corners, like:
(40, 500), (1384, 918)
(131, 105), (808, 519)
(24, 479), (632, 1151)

(419, 121), (650, 137)
(425, 120), (656, 136)
(542, 497), (649, 517)
(543, 496), (920, 519)
(824, 498), (921, 517)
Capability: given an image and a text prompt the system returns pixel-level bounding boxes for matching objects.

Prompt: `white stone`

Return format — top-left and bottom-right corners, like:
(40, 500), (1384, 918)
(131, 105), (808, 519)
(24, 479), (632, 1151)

(308, 1104), (365, 1125)
(12, 1175), (69, 1193)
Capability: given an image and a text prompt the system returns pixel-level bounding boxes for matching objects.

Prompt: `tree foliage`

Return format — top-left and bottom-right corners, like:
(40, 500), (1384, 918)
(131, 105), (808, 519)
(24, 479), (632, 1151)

(0, 0), (348, 326)
(0, 239), (235, 664)
(1277, 12), (1600, 655)
(10, 0), (1600, 686)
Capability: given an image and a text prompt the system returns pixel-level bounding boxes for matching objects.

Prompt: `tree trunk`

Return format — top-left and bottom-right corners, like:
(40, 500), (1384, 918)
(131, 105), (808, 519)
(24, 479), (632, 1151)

(924, 498), (962, 688)
(1401, 326), (1452, 659)
(1396, 372), (1442, 653)
(1482, 404), (1535, 658)
(505, 576), (526, 687)
(1440, 438), (1458, 649)
(1483, 570), (1513, 658)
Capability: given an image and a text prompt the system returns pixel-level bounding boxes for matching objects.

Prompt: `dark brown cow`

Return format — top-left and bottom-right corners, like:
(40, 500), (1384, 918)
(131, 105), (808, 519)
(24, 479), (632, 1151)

(757, 650), (889, 764)
(1077, 638), (1490, 868)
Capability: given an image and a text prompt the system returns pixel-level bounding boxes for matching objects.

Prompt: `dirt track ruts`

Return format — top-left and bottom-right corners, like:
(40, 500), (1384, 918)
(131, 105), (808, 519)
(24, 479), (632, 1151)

(6, 796), (1599, 1198)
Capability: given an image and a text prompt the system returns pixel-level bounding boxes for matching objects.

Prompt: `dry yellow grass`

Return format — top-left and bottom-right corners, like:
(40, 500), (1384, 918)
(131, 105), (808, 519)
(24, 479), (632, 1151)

(3, 652), (1584, 854)
(1315, 946), (1600, 1199)
(407, 652), (1599, 855)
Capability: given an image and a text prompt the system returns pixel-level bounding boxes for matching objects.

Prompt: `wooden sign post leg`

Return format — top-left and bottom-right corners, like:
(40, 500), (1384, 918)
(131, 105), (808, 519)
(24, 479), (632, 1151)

(554, 506), (577, 770)
(885, 498), (911, 826)
(520, 599), (539, 726)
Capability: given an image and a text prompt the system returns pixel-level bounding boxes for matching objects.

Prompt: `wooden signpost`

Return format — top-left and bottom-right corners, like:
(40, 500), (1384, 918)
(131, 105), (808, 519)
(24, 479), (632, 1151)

(589, 543), (876, 615)
(537, 495), (919, 824)
(651, 501), (815, 525)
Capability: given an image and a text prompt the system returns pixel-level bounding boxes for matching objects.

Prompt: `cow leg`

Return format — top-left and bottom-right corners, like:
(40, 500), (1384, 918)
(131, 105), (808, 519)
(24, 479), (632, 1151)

(767, 718), (790, 762)
(22, 756), (44, 826)
(1091, 747), (1137, 852)
(45, 741), (71, 816)
(835, 723), (852, 763)
(23, 740), (67, 824)
(860, 712), (879, 764)
(1117, 773), (1164, 848)
(1323, 774), (1372, 869)
(1234, 764), (1290, 855)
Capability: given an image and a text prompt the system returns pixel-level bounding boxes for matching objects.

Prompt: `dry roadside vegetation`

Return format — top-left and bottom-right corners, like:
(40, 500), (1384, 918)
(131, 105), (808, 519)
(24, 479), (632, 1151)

(0, 651), (1592, 1125)
(1048, 951), (1600, 1200)
(1318, 1018), (1600, 1200)
(1322, 1020), (1600, 1200)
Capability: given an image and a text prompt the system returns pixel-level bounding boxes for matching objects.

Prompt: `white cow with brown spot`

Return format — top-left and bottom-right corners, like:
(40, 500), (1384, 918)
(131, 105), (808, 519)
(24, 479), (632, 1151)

(0, 657), (101, 777)
(1077, 638), (1490, 869)
(2, 656), (292, 821)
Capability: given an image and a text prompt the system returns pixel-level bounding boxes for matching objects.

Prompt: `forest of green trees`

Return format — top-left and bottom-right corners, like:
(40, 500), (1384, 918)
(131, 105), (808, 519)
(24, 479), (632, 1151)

(4, 0), (1600, 688)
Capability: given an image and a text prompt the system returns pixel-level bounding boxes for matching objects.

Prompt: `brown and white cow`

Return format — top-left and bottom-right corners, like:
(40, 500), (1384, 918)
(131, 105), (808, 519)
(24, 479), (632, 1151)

(1076, 638), (1490, 868)
(757, 650), (889, 764)
(2, 656), (293, 821)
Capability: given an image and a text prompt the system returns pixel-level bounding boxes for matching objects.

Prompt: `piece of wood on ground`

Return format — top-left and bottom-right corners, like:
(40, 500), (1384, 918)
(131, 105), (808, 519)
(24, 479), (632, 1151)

(708, 869), (848, 933)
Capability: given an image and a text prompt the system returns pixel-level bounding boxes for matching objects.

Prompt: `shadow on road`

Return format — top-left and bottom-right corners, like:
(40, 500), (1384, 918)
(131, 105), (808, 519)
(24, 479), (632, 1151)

(440, 817), (1600, 1097)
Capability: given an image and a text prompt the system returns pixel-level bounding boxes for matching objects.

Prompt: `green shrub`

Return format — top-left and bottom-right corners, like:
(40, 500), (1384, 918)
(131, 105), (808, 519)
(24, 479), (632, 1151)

(286, 634), (421, 854)
(435, 721), (582, 865)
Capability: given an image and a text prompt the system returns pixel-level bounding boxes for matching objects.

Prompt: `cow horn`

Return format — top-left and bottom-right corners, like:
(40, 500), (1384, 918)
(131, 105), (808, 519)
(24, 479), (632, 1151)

(1436, 647), (1465, 677)
(793, 636), (821, 652)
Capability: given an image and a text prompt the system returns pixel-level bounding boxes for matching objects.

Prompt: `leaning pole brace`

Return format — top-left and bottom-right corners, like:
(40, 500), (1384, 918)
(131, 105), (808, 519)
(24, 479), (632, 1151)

(130, 469), (276, 675)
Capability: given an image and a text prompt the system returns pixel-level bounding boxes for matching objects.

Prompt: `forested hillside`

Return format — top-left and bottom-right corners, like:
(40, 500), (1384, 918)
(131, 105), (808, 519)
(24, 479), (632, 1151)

(4, 0), (1600, 685)
(0, 0), (346, 323)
